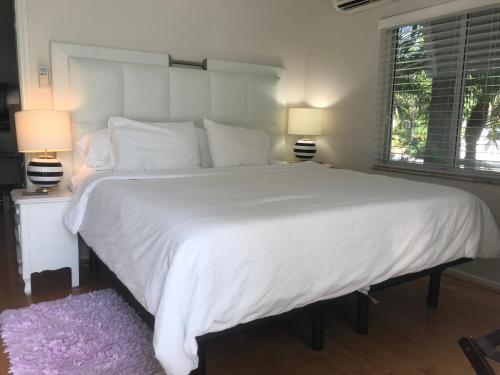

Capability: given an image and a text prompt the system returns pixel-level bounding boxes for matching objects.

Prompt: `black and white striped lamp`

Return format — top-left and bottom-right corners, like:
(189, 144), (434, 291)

(15, 110), (72, 192)
(288, 108), (323, 161)
(26, 157), (64, 191)
(293, 139), (317, 160)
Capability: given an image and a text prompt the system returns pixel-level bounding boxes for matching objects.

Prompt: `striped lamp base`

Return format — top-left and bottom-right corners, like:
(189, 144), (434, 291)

(294, 138), (317, 160)
(27, 157), (64, 191)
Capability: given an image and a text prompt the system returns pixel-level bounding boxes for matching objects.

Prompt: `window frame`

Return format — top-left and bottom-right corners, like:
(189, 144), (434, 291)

(376, 10), (500, 184)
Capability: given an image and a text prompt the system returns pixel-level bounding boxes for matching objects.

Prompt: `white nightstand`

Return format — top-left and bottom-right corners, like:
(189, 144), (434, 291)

(10, 189), (79, 295)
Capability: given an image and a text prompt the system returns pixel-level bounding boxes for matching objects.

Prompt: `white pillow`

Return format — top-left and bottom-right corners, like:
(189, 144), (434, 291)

(152, 122), (211, 168)
(203, 119), (270, 167)
(195, 127), (212, 168)
(76, 128), (113, 170)
(76, 118), (211, 170)
(108, 116), (201, 171)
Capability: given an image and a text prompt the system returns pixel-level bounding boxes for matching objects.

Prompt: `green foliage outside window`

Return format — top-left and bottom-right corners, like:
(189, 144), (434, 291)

(389, 23), (500, 170)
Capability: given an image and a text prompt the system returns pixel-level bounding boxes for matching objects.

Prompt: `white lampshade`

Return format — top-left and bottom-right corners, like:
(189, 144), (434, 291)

(15, 110), (72, 153)
(288, 108), (323, 136)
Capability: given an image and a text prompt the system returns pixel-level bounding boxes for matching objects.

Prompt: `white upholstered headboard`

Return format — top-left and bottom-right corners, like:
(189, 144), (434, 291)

(50, 42), (287, 187)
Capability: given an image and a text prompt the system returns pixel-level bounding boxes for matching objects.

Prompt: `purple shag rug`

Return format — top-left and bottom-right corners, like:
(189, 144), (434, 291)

(0, 289), (165, 375)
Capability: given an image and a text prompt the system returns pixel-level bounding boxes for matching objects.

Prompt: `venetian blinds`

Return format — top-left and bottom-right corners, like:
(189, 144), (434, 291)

(376, 5), (500, 180)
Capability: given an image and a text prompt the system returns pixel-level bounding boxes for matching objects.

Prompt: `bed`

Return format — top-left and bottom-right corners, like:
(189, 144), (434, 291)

(52, 42), (500, 375)
(65, 162), (500, 375)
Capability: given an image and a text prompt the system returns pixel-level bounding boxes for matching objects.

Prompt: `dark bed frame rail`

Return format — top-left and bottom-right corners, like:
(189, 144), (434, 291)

(82, 235), (471, 374)
(355, 257), (472, 335)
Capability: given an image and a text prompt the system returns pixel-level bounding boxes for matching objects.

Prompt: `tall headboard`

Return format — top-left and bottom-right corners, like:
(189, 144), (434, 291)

(51, 42), (287, 187)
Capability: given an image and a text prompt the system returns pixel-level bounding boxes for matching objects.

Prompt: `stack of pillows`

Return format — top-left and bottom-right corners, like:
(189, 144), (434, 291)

(76, 116), (271, 172)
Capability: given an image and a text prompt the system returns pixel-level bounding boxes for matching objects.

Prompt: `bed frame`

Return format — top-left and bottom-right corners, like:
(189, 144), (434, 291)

(80, 235), (471, 374)
(354, 257), (471, 335)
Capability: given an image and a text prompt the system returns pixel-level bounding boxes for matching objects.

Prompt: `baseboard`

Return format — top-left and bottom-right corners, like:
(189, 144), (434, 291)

(445, 268), (500, 293)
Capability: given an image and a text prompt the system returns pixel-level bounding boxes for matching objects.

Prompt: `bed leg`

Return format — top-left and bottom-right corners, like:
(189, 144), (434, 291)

(427, 269), (442, 307)
(311, 307), (325, 351)
(355, 292), (369, 335)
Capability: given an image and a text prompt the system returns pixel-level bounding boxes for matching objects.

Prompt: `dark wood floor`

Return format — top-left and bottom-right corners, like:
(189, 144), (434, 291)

(1, 203), (499, 375)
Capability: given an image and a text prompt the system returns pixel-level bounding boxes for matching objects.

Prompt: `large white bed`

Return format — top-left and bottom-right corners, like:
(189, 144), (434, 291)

(65, 162), (500, 375)
(51, 42), (500, 375)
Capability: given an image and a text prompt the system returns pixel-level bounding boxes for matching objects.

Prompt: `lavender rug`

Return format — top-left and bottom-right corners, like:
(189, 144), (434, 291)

(0, 289), (165, 375)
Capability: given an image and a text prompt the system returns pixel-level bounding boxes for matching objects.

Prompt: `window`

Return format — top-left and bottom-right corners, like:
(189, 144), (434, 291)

(377, 6), (500, 180)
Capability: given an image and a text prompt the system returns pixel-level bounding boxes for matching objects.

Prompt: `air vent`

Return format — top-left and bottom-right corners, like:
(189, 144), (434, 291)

(334, 0), (396, 14)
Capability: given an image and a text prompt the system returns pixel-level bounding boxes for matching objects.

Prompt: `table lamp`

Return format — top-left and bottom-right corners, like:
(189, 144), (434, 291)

(15, 109), (72, 192)
(288, 108), (323, 160)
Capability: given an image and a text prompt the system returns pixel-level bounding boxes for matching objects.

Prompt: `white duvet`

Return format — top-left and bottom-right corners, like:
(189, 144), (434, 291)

(64, 162), (500, 375)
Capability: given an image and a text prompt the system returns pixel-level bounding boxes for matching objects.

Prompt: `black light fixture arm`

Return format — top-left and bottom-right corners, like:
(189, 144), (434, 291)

(168, 54), (207, 70)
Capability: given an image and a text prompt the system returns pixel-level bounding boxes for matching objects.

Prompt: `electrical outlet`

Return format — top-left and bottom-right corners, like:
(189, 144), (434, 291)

(38, 65), (50, 86)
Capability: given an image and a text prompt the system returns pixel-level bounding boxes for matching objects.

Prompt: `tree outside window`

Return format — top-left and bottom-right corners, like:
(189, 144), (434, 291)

(385, 8), (500, 175)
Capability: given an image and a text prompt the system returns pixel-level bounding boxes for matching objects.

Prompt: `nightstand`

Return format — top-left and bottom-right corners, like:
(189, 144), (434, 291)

(10, 189), (79, 295)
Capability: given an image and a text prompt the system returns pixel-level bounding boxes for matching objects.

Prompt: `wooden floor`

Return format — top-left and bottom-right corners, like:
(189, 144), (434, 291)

(1, 204), (499, 375)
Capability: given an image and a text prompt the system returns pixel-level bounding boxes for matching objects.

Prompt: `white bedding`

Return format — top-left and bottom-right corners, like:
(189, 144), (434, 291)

(64, 162), (500, 375)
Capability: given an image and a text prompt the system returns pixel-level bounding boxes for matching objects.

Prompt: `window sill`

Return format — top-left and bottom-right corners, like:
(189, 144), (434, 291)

(371, 163), (500, 185)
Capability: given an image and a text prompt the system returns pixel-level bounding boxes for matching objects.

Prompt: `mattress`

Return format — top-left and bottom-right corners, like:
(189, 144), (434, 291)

(64, 162), (500, 375)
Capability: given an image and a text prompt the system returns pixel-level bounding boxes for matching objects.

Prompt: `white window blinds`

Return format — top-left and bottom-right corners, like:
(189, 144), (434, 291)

(376, 5), (500, 180)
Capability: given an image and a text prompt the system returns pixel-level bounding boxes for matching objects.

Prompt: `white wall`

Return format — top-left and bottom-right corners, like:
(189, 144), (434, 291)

(305, 0), (500, 284)
(24, 0), (310, 110)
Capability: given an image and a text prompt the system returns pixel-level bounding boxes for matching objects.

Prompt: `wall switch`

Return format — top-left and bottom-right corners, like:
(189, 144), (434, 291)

(38, 65), (50, 86)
